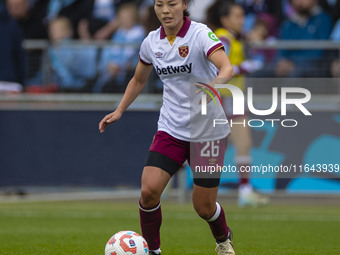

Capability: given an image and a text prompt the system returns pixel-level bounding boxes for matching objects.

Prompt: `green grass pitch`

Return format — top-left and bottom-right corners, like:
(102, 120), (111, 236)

(0, 200), (339, 255)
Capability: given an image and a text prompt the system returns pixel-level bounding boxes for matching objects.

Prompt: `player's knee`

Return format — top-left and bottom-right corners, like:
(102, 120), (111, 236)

(194, 202), (216, 220)
(140, 185), (160, 208)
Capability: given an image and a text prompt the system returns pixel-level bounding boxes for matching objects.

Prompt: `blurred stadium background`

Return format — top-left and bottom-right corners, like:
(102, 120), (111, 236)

(0, 0), (340, 254)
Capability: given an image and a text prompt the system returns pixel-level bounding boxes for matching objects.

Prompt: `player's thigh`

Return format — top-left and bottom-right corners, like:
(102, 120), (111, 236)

(229, 116), (253, 154)
(192, 184), (219, 219)
(141, 166), (171, 199)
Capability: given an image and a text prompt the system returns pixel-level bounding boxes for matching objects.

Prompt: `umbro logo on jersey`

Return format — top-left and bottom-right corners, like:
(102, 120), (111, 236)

(156, 63), (192, 75)
(155, 52), (163, 59)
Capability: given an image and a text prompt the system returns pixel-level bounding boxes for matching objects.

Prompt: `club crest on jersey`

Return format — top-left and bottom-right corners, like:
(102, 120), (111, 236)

(179, 46), (189, 58)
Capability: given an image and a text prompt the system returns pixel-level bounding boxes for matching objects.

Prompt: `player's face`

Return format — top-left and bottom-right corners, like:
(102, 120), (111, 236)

(154, 0), (188, 35)
(221, 6), (244, 34)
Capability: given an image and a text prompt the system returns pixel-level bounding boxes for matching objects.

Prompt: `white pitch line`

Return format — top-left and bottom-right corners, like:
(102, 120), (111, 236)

(0, 191), (141, 204)
(1, 211), (340, 222)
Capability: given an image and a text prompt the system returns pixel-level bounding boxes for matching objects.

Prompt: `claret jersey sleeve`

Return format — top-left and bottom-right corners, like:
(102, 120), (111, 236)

(139, 37), (153, 66)
(197, 27), (224, 59)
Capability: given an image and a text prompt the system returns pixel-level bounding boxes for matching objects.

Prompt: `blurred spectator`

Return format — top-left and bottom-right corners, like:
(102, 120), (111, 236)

(47, 0), (92, 38)
(6, 0), (48, 39)
(78, 0), (119, 40)
(246, 14), (277, 64)
(93, 3), (145, 93)
(48, 17), (97, 92)
(247, 14), (277, 42)
(6, 0), (49, 86)
(330, 18), (340, 77)
(275, 0), (333, 77)
(207, 1), (269, 207)
(0, 1), (25, 92)
(49, 16), (73, 41)
(207, 1), (263, 75)
(235, 0), (286, 32)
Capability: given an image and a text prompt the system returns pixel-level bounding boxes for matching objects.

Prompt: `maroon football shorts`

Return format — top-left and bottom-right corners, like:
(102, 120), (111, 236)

(145, 131), (228, 188)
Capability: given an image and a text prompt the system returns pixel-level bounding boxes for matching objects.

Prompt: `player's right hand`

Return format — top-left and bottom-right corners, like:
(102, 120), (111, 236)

(99, 111), (122, 133)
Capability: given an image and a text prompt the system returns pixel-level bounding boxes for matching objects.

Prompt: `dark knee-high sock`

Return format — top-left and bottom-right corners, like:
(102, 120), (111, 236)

(207, 202), (230, 242)
(139, 200), (162, 251)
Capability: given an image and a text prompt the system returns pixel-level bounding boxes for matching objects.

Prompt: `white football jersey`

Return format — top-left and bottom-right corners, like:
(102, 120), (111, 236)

(139, 17), (231, 142)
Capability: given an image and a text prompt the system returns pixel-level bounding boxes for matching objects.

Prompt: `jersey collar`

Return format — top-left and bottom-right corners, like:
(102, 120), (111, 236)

(160, 17), (191, 39)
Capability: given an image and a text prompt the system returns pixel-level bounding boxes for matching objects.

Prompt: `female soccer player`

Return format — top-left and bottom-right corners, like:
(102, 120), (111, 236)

(99, 0), (235, 254)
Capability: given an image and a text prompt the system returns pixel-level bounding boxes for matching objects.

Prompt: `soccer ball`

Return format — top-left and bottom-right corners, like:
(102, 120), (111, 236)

(105, 231), (149, 255)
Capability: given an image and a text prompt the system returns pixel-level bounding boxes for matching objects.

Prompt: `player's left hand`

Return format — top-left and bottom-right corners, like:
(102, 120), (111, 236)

(99, 110), (122, 133)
